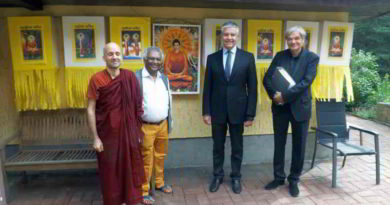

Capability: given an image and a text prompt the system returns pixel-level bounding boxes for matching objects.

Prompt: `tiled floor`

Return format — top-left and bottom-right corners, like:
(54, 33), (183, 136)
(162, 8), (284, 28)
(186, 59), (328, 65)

(7, 115), (390, 205)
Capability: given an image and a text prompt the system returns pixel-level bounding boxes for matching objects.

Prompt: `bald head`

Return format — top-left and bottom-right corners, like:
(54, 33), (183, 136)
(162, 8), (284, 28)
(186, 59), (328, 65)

(103, 42), (122, 70)
(103, 42), (120, 55)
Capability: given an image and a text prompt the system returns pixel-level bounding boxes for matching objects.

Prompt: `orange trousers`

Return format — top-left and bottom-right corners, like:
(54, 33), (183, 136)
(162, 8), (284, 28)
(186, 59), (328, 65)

(141, 120), (169, 196)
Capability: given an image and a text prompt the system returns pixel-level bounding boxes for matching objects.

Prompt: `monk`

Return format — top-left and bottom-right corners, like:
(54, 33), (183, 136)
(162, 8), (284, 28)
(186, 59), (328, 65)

(164, 39), (193, 89)
(87, 42), (145, 205)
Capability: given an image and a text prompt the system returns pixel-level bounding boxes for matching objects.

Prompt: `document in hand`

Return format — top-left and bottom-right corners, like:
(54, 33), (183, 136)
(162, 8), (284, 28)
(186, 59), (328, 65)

(271, 66), (296, 93)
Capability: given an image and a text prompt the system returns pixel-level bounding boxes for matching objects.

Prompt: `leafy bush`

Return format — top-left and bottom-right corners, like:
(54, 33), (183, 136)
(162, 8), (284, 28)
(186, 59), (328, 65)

(348, 49), (381, 109)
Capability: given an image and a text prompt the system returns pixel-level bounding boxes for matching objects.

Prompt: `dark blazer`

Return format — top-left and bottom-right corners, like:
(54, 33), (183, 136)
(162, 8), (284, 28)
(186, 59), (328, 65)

(202, 48), (258, 124)
(263, 49), (319, 122)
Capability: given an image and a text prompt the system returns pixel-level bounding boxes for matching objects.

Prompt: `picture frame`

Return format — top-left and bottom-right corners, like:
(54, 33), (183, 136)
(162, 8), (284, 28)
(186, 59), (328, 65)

(247, 20), (283, 64)
(110, 17), (151, 70)
(62, 16), (106, 67)
(8, 16), (55, 70)
(319, 21), (354, 66)
(153, 23), (201, 94)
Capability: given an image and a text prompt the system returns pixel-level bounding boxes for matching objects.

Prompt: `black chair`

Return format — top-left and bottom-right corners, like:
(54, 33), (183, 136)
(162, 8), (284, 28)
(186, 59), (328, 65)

(310, 100), (380, 188)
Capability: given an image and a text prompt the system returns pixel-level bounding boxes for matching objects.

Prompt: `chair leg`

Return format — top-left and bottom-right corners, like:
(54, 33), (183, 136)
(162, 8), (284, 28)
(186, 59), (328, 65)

(311, 142), (318, 169)
(332, 142), (337, 188)
(376, 152), (380, 185)
(340, 156), (347, 169)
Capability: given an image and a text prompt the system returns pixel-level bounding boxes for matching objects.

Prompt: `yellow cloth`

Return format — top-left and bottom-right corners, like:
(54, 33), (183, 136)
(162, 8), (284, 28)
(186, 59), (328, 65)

(141, 120), (169, 196)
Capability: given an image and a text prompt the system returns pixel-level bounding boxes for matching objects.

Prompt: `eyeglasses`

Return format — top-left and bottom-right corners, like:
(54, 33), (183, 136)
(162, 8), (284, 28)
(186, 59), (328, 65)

(147, 57), (161, 62)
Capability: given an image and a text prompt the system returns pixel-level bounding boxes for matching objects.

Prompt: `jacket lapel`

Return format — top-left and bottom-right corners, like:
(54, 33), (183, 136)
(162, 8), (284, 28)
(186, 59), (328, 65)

(216, 50), (228, 82)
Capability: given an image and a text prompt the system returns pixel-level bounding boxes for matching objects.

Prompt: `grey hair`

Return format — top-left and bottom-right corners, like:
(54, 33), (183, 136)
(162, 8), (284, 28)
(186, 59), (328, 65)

(285, 26), (306, 43)
(221, 21), (240, 34)
(142, 46), (164, 61)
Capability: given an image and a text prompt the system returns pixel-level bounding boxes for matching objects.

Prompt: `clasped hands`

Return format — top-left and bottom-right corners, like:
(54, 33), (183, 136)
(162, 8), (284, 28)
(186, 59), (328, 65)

(273, 91), (284, 105)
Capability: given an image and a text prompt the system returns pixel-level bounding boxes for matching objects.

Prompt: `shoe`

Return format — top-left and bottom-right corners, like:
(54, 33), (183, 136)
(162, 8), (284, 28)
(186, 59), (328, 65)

(232, 179), (241, 194)
(288, 182), (299, 197)
(264, 180), (285, 190)
(142, 195), (155, 205)
(209, 177), (223, 192)
(156, 184), (173, 194)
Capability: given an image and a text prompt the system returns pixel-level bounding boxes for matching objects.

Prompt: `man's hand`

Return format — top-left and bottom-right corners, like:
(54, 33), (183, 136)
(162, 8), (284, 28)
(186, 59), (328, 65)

(273, 92), (284, 105)
(203, 115), (211, 125)
(244, 120), (253, 127)
(93, 137), (104, 152)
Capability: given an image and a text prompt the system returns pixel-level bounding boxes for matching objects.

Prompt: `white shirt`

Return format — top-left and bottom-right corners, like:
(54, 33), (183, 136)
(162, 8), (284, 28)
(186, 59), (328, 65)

(223, 46), (237, 75)
(141, 68), (169, 123)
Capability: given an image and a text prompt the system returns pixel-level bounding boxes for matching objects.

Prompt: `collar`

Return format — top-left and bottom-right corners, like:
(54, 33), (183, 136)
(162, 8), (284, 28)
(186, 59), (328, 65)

(223, 46), (237, 55)
(142, 67), (161, 78)
(289, 48), (304, 59)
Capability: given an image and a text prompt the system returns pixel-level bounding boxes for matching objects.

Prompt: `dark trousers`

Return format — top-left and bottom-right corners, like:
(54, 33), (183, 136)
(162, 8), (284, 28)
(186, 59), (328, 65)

(212, 121), (244, 180)
(272, 106), (309, 183)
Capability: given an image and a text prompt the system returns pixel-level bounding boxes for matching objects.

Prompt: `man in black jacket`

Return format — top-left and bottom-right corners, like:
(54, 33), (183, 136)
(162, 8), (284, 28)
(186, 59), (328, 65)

(202, 21), (258, 194)
(263, 26), (319, 197)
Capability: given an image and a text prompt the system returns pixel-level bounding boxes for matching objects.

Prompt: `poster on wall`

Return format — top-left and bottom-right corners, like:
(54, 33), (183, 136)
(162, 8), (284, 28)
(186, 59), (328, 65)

(110, 17), (150, 70)
(20, 27), (44, 61)
(256, 30), (274, 60)
(319, 21), (354, 66)
(153, 24), (201, 94)
(8, 17), (56, 69)
(285, 21), (319, 54)
(247, 20), (282, 64)
(121, 28), (142, 60)
(62, 17), (105, 67)
(203, 19), (242, 67)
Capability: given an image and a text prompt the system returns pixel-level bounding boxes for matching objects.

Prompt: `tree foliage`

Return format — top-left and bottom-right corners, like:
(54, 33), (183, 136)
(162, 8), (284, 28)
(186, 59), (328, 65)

(353, 15), (390, 76)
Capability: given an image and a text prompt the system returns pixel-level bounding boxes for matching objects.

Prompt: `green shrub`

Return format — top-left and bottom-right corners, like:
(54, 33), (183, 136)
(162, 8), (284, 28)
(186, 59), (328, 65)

(348, 49), (381, 109)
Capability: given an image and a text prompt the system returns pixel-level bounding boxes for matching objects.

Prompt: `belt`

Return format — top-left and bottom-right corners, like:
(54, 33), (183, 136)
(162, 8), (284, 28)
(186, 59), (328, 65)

(142, 119), (165, 125)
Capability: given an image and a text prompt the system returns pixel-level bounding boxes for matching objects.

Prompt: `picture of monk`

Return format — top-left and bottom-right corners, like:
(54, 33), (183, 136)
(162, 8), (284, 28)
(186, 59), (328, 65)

(257, 31), (273, 60)
(21, 30), (43, 60)
(153, 24), (201, 94)
(75, 29), (96, 59)
(164, 39), (193, 87)
(329, 31), (344, 57)
(122, 30), (142, 60)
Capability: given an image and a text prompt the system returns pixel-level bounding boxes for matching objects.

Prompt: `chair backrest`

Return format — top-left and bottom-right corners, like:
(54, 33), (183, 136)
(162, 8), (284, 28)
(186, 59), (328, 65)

(315, 100), (348, 142)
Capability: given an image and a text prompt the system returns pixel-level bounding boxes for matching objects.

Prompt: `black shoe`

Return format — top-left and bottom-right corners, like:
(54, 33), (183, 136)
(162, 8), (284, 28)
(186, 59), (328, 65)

(209, 177), (223, 192)
(264, 180), (285, 190)
(232, 179), (241, 194)
(288, 182), (299, 197)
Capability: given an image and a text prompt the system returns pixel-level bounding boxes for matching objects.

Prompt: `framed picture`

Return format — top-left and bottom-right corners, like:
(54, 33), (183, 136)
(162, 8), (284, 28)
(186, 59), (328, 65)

(285, 21), (319, 54)
(203, 19), (242, 67)
(257, 30), (274, 60)
(319, 21), (354, 66)
(8, 17), (55, 70)
(153, 24), (201, 94)
(247, 20), (282, 64)
(110, 17), (151, 70)
(63, 17), (105, 67)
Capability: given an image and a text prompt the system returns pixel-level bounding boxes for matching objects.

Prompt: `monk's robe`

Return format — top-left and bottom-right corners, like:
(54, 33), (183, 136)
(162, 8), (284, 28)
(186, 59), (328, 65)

(88, 69), (145, 205)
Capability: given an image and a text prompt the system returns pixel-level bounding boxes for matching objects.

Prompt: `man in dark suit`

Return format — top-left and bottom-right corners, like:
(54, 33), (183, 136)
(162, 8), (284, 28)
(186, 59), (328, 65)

(263, 26), (319, 197)
(202, 21), (258, 194)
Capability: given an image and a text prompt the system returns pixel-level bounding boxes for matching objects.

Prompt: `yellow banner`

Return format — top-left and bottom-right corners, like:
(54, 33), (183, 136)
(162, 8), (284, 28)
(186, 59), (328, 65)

(8, 17), (55, 70)
(110, 17), (151, 70)
(247, 20), (283, 63)
(8, 17), (59, 111)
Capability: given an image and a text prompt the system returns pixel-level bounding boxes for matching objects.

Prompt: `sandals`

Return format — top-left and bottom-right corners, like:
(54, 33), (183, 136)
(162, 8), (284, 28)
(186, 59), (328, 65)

(142, 195), (155, 205)
(156, 184), (173, 194)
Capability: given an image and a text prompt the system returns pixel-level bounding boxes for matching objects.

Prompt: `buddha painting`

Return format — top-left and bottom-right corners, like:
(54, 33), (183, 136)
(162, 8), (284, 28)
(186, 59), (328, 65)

(329, 34), (343, 57)
(164, 39), (193, 89)
(21, 31), (42, 60)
